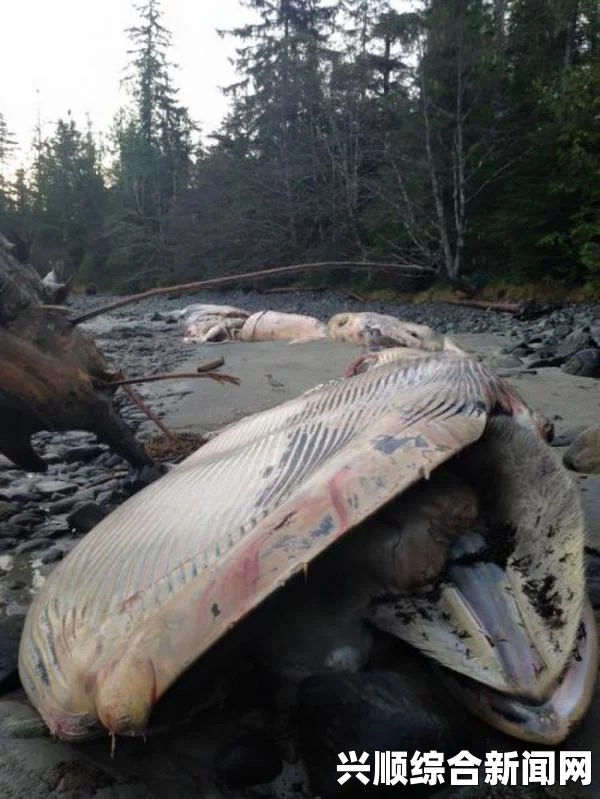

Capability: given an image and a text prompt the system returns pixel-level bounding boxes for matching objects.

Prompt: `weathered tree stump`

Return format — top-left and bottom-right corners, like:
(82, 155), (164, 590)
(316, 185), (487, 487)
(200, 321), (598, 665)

(0, 235), (152, 472)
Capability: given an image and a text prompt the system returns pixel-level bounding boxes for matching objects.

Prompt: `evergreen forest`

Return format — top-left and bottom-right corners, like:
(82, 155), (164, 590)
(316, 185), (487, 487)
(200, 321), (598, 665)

(0, 0), (598, 293)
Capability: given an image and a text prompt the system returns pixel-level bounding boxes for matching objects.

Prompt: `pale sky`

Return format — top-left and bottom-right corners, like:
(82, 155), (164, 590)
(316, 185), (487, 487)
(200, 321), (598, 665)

(1, 0), (410, 172)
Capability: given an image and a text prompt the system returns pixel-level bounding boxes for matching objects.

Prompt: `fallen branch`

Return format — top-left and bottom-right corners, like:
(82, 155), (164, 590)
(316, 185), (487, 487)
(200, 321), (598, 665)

(105, 361), (238, 442)
(262, 285), (326, 294)
(340, 288), (366, 302)
(442, 298), (523, 314)
(441, 298), (560, 320)
(105, 370), (241, 388)
(122, 384), (176, 441)
(197, 357), (225, 373)
(38, 304), (72, 313)
(70, 261), (434, 325)
(88, 469), (130, 488)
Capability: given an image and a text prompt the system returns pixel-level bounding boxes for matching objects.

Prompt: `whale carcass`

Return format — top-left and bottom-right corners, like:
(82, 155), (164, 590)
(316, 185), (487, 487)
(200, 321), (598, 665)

(18, 348), (597, 756)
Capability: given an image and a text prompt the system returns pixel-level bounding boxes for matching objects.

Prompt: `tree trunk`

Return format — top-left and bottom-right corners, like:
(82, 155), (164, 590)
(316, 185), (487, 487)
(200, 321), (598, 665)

(420, 74), (454, 279)
(0, 235), (151, 472)
(493, 0), (506, 50)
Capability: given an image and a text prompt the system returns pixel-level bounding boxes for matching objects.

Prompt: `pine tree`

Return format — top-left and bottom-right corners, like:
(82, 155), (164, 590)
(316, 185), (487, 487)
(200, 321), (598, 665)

(29, 113), (105, 269)
(218, 0), (337, 254)
(107, 0), (195, 284)
(0, 113), (17, 229)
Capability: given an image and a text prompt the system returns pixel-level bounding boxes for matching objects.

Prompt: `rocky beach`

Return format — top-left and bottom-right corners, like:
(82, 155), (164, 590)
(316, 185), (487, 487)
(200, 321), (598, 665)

(0, 289), (599, 798)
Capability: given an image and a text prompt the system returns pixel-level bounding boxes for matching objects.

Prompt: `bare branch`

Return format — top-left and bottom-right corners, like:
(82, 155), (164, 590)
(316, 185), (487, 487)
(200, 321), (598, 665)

(71, 261), (435, 325)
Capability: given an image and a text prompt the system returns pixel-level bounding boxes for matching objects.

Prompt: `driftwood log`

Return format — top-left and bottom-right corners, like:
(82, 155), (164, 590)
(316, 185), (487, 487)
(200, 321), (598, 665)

(442, 298), (561, 320)
(70, 261), (434, 325)
(0, 236), (152, 472)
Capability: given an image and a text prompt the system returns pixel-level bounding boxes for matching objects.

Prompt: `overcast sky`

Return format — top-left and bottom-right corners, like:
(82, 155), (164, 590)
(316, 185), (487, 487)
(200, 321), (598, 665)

(1, 0), (409, 171)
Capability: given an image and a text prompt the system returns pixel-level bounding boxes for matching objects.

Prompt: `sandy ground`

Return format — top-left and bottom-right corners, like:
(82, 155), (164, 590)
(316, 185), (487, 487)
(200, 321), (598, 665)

(160, 339), (361, 432)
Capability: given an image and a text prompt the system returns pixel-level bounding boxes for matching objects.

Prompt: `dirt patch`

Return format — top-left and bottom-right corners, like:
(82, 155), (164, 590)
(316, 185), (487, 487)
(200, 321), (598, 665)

(144, 432), (207, 463)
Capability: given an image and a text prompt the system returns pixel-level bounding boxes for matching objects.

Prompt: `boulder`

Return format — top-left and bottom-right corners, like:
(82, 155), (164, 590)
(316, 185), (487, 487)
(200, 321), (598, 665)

(564, 426), (600, 474)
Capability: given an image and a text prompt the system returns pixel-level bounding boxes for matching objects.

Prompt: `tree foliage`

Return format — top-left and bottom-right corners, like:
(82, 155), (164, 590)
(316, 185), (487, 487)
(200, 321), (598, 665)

(0, 0), (598, 289)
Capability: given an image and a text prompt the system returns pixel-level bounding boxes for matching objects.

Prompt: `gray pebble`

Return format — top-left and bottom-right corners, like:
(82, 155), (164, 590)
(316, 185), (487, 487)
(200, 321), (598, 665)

(0, 501), (18, 521)
(67, 503), (108, 533)
(556, 328), (597, 358)
(8, 511), (43, 528)
(61, 444), (106, 463)
(41, 546), (64, 564)
(51, 496), (76, 513)
(35, 479), (78, 497)
(13, 537), (52, 555)
(36, 518), (71, 538)
(562, 348), (600, 377)
(551, 425), (589, 448)
(0, 523), (21, 539)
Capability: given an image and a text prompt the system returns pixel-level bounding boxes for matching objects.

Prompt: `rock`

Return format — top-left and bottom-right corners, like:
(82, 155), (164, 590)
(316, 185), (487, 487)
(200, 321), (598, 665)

(91, 479), (121, 496)
(562, 348), (600, 377)
(49, 496), (76, 514)
(36, 518), (71, 538)
(554, 324), (572, 339)
(61, 444), (106, 464)
(0, 538), (17, 552)
(213, 733), (282, 788)
(551, 425), (589, 448)
(534, 344), (560, 360)
(556, 329), (597, 359)
(123, 464), (170, 493)
(67, 503), (108, 533)
(504, 340), (530, 353)
(104, 325), (155, 339)
(96, 490), (115, 506)
(0, 616), (25, 688)
(564, 427), (600, 474)
(56, 462), (80, 475)
(586, 555), (600, 610)
(579, 474), (600, 553)
(35, 480), (78, 497)
(41, 547), (64, 564)
(8, 510), (43, 528)
(521, 354), (565, 368)
(0, 734), (153, 797)
(70, 489), (96, 506)
(509, 345), (534, 358)
(0, 523), (21, 539)
(96, 452), (127, 469)
(0, 502), (18, 522)
(0, 697), (50, 738)
(62, 431), (96, 443)
(296, 661), (484, 799)
(41, 449), (63, 465)
(487, 354), (523, 370)
(0, 483), (38, 502)
(13, 538), (52, 555)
